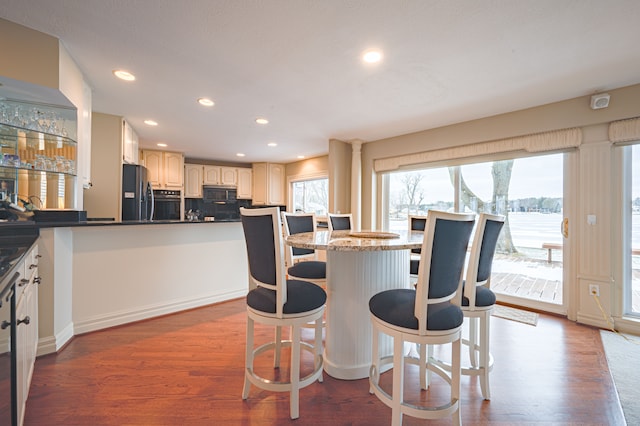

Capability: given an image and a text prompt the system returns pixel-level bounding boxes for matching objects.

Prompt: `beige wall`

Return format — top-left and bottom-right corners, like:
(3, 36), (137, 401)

(350, 83), (640, 331)
(0, 18), (92, 206)
(83, 112), (123, 220)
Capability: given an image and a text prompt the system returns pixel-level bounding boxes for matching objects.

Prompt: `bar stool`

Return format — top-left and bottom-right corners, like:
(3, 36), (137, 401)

(327, 213), (352, 232)
(369, 210), (475, 426)
(239, 207), (326, 420)
(428, 213), (504, 400)
(281, 212), (326, 288)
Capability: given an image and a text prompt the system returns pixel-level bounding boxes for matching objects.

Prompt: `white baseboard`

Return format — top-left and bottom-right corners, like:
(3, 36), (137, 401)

(73, 290), (246, 336)
(37, 322), (74, 356)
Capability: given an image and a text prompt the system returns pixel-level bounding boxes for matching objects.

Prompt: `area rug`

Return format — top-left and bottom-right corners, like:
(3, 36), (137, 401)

(600, 330), (640, 426)
(491, 305), (538, 326)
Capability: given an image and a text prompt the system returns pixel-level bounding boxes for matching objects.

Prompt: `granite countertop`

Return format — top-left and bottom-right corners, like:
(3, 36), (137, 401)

(285, 229), (424, 252)
(0, 218), (242, 228)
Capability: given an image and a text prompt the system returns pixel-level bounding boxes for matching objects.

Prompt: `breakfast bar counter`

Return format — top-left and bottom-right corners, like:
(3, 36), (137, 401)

(286, 229), (423, 380)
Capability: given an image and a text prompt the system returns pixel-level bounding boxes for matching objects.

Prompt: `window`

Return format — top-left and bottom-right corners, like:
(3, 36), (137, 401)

(291, 178), (328, 215)
(385, 153), (565, 309)
(630, 145), (640, 315)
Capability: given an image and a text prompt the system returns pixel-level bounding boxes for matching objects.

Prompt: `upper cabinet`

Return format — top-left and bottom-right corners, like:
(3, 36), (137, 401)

(203, 165), (237, 186)
(252, 162), (285, 205)
(237, 168), (252, 199)
(185, 164), (252, 199)
(142, 149), (184, 190)
(122, 120), (139, 165)
(184, 164), (203, 198)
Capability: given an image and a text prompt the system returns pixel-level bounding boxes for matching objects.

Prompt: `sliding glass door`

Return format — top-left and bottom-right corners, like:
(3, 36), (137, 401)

(385, 152), (566, 313)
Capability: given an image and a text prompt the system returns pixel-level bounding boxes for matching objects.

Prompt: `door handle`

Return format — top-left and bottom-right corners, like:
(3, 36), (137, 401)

(561, 218), (569, 238)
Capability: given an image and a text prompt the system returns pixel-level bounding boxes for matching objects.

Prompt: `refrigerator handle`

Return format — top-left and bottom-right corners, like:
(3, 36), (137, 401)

(148, 182), (155, 220)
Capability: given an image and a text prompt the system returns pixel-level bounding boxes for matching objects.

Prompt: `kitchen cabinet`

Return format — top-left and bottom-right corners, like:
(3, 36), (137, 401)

(15, 242), (40, 426)
(237, 168), (252, 199)
(203, 166), (237, 186)
(184, 164), (203, 198)
(122, 120), (139, 165)
(252, 162), (285, 205)
(142, 150), (184, 190)
(203, 166), (221, 185)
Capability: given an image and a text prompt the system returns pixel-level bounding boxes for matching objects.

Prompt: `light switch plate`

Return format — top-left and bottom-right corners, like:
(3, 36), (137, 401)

(587, 214), (597, 225)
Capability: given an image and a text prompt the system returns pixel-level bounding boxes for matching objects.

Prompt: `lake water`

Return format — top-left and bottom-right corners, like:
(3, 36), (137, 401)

(391, 211), (640, 250)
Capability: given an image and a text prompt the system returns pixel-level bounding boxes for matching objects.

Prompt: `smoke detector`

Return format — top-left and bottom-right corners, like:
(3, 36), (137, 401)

(590, 93), (610, 110)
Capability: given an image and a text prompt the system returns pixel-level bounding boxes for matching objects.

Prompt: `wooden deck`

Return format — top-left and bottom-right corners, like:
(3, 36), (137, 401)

(491, 253), (640, 312)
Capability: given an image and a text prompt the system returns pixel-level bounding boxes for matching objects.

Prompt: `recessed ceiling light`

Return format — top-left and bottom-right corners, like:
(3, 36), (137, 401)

(267, 142), (277, 147)
(236, 153), (246, 157)
(198, 97), (214, 107)
(157, 143), (167, 147)
(362, 49), (383, 64)
(297, 155), (305, 159)
(255, 117), (269, 125)
(113, 70), (136, 81)
(144, 120), (158, 126)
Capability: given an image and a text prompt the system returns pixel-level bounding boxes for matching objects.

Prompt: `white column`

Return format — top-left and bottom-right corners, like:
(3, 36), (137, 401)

(350, 140), (362, 231)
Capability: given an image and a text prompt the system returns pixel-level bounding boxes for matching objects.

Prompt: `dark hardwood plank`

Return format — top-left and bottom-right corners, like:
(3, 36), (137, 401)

(25, 299), (624, 425)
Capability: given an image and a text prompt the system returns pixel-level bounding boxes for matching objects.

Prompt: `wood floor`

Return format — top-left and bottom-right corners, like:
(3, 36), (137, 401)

(25, 299), (625, 425)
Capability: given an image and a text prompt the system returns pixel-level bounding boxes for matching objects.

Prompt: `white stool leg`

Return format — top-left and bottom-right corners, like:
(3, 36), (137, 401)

(480, 313), (491, 400)
(419, 343), (427, 390)
(290, 325), (301, 419)
(370, 325), (379, 394)
(242, 317), (254, 400)
(274, 325), (282, 368)
(391, 336), (405, 426)
(452, 336), (462, 426)
(315, 317), (323, 383)
(469, 316), (479, 367)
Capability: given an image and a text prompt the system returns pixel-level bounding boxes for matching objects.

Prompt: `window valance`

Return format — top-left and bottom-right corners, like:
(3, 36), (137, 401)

(373, 128), (582, 172)
(609, 117), (640, 145)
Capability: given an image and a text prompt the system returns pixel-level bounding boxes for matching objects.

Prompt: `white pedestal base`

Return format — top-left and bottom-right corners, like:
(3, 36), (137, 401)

(324, 249), (410, 380)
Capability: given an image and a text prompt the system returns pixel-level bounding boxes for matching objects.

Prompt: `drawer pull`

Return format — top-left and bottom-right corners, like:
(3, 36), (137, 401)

(19, 279), (29, 287)
(36, 254), (42, 259)
(17, 316), (30, 326)
(34, 277), (42, 284)
(30, 264), (38, 269)
(1, 320), (10, 330)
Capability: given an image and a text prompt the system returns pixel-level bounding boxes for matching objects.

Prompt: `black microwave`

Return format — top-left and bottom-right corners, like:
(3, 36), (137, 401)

(203, 186), (237, 202)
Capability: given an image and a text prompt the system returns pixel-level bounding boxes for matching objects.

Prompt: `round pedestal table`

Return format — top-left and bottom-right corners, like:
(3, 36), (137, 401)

(285, 229), (423, 380)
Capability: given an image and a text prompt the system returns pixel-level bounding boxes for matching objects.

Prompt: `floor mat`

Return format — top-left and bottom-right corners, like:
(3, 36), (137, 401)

(491, 305), (538, 326)
(600, 330), (640, 426)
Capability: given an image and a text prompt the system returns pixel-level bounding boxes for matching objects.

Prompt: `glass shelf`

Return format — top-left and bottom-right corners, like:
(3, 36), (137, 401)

(0, 99), (77, 210)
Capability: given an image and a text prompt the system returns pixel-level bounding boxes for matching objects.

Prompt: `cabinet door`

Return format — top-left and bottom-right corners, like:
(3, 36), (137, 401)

(164, 152), (184, 189)
(252, 163), (267, 205)
(203, 166), (221, 185)
(268, 163), (285, 205)
(143, 150), (163, 189)
(220, 167), (238, 186)
(184, 164), (203, 198)
(237, 168), (253, 199)
(122, 120), (137, 164)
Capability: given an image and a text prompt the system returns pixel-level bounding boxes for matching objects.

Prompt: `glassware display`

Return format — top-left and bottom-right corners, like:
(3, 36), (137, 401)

(0, 99), (77, 210)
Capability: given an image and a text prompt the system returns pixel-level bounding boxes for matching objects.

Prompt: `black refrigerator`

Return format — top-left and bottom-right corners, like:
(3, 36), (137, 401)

(122, 164), (153, 221)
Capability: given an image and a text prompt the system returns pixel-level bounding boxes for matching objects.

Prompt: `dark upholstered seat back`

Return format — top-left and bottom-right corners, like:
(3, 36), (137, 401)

(241, 212), (277, 287)
(328, 214), (352, 231)
(283, 213), (316, 257)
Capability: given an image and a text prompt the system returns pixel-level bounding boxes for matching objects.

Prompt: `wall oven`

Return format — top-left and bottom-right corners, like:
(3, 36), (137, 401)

(152, 190), (181, 220)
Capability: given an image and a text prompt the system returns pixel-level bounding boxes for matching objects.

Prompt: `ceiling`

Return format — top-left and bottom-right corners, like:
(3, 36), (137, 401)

(1, 0), (640, 164)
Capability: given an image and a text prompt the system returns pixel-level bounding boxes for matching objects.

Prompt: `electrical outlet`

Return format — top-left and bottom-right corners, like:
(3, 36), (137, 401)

(589, 284), (600, 297)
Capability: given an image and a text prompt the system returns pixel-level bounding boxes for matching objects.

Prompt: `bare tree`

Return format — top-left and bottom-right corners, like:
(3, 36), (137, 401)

(449, 161), (517, 253)
(401, 173), (425, 214)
